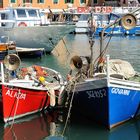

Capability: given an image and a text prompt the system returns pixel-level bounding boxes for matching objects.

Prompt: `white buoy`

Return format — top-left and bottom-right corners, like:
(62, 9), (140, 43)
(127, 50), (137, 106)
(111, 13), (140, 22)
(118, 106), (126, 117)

(58, 85), (65, 105)
(49, 88), (55, 107)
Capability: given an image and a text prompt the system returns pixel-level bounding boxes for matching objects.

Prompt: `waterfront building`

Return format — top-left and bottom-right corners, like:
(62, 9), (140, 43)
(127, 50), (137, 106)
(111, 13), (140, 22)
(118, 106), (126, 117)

(0, 0), (139, 10)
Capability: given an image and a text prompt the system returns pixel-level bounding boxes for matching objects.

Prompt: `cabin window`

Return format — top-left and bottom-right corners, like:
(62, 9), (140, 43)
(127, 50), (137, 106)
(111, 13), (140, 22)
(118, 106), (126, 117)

(27, 9), (38, 17)
(53, 0), (58, 4)
(1, 13), (7, 26)
(11, 0), (16, 3)
(65, 0), (74, 3)
(79, 14), (90, 21)
(17, 9), (27, 18)
(80, 0), (86, 4)
(38, 0), (44, 3)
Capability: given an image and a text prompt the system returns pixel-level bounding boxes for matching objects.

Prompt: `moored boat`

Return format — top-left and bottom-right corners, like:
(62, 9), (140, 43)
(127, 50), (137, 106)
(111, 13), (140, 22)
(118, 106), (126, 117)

(74, 6), (140, 36)
(65, 11), (140, 129)
(0, 41), (16, 60)
(0, 54), (65, 123)
(66, 56), (140, 129)
(16, 47), (45, 58)
(0, 7), (75, 53)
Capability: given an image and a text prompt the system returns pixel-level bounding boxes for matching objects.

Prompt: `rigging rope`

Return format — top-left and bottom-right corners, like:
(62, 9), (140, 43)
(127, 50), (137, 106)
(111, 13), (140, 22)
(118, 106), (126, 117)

(93, 21), (117, 70)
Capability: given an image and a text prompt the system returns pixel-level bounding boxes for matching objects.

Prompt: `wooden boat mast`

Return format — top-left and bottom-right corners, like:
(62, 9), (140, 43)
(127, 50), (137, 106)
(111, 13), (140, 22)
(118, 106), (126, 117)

(99, 7), (139, 72)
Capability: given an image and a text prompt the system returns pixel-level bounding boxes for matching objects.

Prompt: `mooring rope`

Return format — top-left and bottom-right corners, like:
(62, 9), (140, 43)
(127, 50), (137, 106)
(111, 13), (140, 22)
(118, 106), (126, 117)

(4, 89), (20, 137)
(61, 79), (77, 136)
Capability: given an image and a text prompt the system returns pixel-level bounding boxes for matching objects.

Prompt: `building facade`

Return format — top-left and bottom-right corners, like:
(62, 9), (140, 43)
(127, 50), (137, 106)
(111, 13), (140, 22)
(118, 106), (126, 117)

(0, 0), (138, 9)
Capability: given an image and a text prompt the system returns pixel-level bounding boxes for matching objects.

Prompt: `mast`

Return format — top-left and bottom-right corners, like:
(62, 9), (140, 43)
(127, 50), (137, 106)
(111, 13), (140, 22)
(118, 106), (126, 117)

(89, 12), (94, 77)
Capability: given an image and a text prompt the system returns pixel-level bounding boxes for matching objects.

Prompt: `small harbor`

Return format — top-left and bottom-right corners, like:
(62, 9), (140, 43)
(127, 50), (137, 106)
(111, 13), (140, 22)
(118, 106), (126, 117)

(0, 4), (140, 139)
(0, 33), (140, 139)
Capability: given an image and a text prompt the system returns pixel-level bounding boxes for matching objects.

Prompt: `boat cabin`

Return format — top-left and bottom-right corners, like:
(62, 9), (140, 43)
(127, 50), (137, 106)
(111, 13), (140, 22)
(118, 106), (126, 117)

(0, 7), (50, 28)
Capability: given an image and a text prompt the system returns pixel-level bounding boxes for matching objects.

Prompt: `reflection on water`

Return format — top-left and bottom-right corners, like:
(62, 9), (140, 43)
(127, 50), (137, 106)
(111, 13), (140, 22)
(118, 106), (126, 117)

(50, 34), (140, 73)
(66, 114), (140, 140)
(0, 111), (65, 140)
(4, 34), (140, 139)
(21, 34), (140, 75)
(0, 110), (140, 140)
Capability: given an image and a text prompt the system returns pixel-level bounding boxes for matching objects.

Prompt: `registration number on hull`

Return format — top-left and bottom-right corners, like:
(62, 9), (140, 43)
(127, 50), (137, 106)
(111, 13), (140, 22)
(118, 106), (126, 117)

(86, 89), (106, 99)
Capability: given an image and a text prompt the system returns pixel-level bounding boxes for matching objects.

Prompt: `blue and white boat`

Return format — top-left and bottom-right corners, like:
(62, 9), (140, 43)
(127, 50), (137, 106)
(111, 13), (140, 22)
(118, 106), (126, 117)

(65, 12), (140, 129)
(73, 6), (140, 35)
(66, 56), (140, 129)
(93, 12), (140, 36)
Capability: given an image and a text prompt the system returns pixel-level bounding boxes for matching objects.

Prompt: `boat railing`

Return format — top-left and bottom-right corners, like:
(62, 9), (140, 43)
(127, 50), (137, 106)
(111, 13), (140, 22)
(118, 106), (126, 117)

(0, 19), (15, 29)
(112, 7), (139, 14)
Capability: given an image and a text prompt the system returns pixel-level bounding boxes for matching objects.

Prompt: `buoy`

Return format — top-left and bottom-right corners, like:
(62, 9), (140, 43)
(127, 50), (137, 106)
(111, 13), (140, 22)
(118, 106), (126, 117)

(18, 22), (27, 27)
(49, 88), (56, 106)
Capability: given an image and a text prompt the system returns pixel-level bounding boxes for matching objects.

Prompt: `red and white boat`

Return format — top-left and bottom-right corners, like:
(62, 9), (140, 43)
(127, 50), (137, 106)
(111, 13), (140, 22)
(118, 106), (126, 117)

(0, 54), (65, 123)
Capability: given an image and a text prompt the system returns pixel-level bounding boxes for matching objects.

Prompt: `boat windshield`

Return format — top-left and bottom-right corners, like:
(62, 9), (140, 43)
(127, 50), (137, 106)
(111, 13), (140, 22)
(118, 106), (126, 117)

(16, 9), (27, 18)
(27, 9), (38, 17)
(79, 14), (90, 21)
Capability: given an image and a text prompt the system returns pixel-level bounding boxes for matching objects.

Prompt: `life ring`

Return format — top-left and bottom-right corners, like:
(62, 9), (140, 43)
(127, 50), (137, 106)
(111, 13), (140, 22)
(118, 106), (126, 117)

(106, 7), (112, 13)
(95, 7), (101, 13)
(18, 22), (27, 27)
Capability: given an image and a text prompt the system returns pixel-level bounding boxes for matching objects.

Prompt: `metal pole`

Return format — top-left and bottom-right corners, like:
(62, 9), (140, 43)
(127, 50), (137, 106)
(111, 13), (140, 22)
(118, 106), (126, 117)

(1, 63), (4, 83)
(89, 12), (94, 77)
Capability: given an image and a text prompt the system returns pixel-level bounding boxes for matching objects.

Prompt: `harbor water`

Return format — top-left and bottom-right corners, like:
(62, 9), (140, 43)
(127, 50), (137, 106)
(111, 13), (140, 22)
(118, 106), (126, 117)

(0, 34), (140, 140)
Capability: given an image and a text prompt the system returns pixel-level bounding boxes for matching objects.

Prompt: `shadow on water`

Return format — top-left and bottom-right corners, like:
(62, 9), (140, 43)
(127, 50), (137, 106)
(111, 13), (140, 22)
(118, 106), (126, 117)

(66, 112), (140, 140)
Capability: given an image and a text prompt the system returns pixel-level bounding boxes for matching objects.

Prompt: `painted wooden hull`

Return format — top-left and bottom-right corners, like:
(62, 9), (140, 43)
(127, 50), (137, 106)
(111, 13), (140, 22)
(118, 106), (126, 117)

(0, 84), (51, 122)
(70, 78), (140, 129)
(16, 47), (45, 58)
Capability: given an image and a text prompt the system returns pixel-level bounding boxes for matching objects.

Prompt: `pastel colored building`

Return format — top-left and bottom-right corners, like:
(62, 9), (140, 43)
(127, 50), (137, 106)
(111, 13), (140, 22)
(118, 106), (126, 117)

(0, 0), (139, 9)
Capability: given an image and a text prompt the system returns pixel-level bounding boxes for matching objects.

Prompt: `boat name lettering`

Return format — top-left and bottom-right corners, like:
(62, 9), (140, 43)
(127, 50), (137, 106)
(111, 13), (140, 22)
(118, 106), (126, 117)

(111, 88), (130, 96)
(5, 89), (26, 100)
(87, 89), (106, 99)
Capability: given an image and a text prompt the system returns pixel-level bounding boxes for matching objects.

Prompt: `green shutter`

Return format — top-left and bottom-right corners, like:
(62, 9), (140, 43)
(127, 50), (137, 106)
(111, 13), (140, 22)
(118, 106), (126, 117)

(41, 0), (44, 3)
(71, 0), (74, 3)
(11, 0), (15, 3)
(53, 0), (58, 3)
(80, 0), (86, 3)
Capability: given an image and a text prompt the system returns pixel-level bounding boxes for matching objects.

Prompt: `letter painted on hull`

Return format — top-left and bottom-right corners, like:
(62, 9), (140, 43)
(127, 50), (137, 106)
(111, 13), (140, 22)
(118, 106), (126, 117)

(111, 87), (130, 96)
(86, 89), (106, 99)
